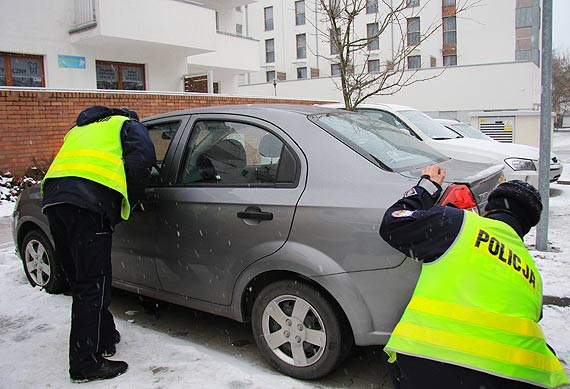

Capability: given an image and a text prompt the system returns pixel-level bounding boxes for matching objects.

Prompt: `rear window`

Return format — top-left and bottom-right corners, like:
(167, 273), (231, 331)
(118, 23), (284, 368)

(310, 112), (447, 171)
(399, 110), (460, 140)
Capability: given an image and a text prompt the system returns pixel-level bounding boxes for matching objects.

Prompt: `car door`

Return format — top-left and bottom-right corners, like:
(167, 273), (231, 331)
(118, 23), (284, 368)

(153, 114), (305, 305)
(112, 115), (190, 289)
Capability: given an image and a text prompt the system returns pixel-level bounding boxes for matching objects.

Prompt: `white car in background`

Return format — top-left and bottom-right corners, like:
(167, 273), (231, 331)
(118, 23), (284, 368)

(320, 103), (561, 187)
(436, 119), (563, 185)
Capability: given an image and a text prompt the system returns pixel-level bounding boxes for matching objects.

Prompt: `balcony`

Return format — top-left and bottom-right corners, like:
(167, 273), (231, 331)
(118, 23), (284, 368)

(188, 31), (259, 73)
(69, 0), (218, 57)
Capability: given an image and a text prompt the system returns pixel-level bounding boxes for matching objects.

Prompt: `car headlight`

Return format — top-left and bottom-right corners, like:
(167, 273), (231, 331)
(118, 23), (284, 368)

(504, 158), (536, 171)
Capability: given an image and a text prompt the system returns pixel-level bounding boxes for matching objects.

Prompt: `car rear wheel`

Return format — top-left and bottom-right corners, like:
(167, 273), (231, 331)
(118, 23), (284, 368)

(251, 280), (353, 380)
(21, 230), (67, 294)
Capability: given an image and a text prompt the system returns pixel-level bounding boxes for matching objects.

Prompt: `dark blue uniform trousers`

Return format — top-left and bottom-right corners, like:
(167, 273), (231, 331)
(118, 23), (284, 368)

(45, 204), (117, 373)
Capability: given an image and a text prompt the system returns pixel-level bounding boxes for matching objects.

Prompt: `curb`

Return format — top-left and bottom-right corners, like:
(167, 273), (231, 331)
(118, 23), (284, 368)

(543, 296), (570, 307)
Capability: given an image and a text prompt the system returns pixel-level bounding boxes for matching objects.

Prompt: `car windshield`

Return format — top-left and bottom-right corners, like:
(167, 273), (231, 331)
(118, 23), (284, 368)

(310, 112), (447, 171)
(448, 122), (494, 141)
(399, 110), (461, 140)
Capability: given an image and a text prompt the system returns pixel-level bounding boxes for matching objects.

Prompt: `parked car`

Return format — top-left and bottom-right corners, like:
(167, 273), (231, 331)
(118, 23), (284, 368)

(436, 119), (563, 185)
(321, 103), (562, 187)
(12, 105), (503, 380)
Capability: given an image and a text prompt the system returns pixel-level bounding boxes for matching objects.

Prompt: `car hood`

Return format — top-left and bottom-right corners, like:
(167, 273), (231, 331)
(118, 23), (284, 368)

(430, 138), (543, 163)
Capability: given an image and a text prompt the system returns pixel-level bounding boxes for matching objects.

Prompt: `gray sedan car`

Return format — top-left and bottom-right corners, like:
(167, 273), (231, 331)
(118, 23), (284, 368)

(12, 105), (503, 380)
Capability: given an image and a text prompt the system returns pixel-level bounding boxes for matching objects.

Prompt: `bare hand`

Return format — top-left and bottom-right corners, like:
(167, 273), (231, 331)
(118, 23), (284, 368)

(421, 164), (446, 186)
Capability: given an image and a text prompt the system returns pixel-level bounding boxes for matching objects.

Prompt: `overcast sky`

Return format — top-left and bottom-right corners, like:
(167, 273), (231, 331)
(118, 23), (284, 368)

(553, 0), (570, 51)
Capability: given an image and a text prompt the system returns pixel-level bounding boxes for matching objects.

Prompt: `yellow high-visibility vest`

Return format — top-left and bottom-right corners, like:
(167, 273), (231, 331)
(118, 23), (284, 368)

(385, 211), (568, 388)
(42, 115), (131, 220)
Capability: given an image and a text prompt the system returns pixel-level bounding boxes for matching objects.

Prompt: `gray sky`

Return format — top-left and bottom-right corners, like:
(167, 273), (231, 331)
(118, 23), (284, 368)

(553, 0), (570, 51)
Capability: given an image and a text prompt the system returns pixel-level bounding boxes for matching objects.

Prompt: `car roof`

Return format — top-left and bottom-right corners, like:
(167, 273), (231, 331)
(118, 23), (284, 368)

(435, 118), (462, 125)
(318, 102), (415, 112)
(142, 104), (337, 122)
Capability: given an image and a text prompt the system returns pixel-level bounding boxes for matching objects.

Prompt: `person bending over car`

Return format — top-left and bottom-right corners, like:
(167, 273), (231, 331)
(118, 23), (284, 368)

(41, 106), (156, 382)
(379, 164), (568, 388)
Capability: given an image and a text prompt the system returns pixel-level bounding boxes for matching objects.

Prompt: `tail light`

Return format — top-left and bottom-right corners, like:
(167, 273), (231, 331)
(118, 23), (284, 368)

(439, 184), (479, 214)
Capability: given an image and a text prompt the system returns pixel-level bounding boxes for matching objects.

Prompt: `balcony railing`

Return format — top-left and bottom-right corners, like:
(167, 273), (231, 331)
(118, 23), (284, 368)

(69, 0), (97, 33)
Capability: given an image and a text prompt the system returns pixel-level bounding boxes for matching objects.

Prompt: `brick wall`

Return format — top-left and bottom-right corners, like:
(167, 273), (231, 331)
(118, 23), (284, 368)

(0, 89), (325, 177)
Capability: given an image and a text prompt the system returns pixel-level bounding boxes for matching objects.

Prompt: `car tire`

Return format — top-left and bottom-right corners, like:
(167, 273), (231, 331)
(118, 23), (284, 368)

(21, 230), (67, 294)
(251, 280), (353, 380)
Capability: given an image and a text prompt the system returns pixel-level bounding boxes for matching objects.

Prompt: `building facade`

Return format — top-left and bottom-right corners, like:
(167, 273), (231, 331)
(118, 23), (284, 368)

(0, 0), (259, 94)
(239, 0), (543, 120)
(1, 0), (543, 121)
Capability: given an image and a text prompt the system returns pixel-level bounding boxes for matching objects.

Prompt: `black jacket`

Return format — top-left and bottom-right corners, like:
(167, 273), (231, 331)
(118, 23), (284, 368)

(379, 176), (525, 263)
(42, 106), (156, 226)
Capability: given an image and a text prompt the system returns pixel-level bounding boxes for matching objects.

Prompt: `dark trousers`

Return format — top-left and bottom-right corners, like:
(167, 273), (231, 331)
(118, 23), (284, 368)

(386, 353), (541, 389)
(45, 204), (117, 372)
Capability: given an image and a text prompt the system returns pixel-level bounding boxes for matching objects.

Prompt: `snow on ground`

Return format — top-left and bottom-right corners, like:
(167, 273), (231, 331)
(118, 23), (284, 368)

(0, 200), (14, 217)
(0, 248), (318, 389)
(0, 138), (569, 387)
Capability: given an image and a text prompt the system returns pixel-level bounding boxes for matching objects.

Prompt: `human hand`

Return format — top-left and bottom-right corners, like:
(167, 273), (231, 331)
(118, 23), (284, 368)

(421, 164), (446, 186)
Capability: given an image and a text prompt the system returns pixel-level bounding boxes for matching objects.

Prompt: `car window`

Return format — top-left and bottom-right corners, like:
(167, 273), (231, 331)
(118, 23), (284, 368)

(146, 120), (181, 165)
(399, 110), (461, 140)
(356, 108), (411, 132)
(310, 112), (447, 171)
(178, 120), (293, 186)
(449, 122), (494, 141)
(146, 120), (182, 185)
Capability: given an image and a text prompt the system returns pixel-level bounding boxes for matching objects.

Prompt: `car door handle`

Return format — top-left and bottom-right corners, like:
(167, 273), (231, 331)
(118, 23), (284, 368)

(237, 210), (274, 221)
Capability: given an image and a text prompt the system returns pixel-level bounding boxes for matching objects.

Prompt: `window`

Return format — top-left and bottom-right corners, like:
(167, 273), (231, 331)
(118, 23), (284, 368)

(295, 1), (305, 25)
(407, 55), (421, 69)
(236, 24), (243, 35)
(331, 63), (341, 76)
(443, 0), (455, 5)
(430, 56), (437, 67)
(0, 52), (45, 87)
(265, 39), (275, 63)
(366, 0), (378, 13)
(443, 55), (457, 66)
(368, 59), (380, 73)
(330, 28), (340, 55)
(147, 121), (180, 164)
(367, 23), (379, 50)
(145, 120), (184, 184)
(407, 0), (420, 7)
(264, 6), (274, 31)
(96, 61), (145, 90)
(443, 16), (456, 45)
(178, 120), (294, 186)
(296, 34), (306, 59)
(297, 67), (308, 79)
(407, 17), (420, 46)
(266, 70), (276, 82)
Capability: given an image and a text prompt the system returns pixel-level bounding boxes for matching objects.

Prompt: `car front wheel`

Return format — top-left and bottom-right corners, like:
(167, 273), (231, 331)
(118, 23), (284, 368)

(21, 230), (67, 294)
(251, 280), (353, 380)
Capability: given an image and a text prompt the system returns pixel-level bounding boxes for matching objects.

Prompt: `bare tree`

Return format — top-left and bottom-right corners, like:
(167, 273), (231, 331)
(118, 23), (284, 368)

(310, 0), (479, 110)
(553, 49), (570, 128)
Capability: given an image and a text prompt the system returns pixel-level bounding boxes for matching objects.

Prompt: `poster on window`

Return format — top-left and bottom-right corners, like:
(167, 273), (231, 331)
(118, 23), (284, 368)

(10, 57), (42, 87)
(122, 66), (143, 90)
(96, 63), (118, 89)
(0, 57), (5, 86)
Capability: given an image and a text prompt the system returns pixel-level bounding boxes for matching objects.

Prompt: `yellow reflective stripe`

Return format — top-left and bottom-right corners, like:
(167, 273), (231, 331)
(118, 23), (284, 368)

(56, 150), (123, 167)
(392, 322), (563, 373)
(47, 163), (127, 188)
(408, 296), (544, 339)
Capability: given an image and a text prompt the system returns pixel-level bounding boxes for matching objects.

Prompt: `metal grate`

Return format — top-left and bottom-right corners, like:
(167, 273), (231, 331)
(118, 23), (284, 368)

(478, 117), (514, 143)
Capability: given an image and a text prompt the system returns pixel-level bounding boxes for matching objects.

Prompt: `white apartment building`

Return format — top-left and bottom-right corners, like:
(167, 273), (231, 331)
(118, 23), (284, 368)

(1, 0), (543, 121)
(239, 0), (543, 120)
(0, 0), (259, 94)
